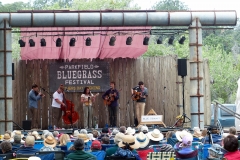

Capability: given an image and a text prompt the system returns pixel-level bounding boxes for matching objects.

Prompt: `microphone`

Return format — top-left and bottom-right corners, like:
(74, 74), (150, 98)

(164, 86), (166, 89)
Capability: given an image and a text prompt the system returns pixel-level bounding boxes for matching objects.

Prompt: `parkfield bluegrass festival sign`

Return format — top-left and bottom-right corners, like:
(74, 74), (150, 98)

(49, 61), (110, 92)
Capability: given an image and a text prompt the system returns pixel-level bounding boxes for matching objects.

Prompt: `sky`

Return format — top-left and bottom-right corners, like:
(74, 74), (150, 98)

(1, 0), (240, 17)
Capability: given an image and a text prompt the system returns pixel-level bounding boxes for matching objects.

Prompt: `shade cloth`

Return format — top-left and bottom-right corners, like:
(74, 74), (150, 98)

(20, 27), (151, 60)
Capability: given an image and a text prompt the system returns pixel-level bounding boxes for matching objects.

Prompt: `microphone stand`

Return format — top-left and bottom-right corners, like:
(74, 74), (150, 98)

(163, 86), (166, 123)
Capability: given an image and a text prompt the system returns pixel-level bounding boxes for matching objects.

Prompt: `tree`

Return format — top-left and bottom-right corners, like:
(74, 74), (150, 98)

(72, 0), (138, 10)
(152, 0), (188, 10)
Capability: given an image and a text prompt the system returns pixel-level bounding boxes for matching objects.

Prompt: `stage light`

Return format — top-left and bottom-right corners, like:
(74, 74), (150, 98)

(40, 38), (46, 47)
(157, 36), (163, 44)
(168, 36), (174, 45)
(56, 38), (62, 47)
(29, 39), (35, 47)
(126, 37), (132, 45)
(179, 36), (186, 44)
(86, 37), (92, 46)
(69, 38), (76, 47)
(109, 36), (116, 46)
(18, 39), (25, 47)
(143, 36), (149, 45)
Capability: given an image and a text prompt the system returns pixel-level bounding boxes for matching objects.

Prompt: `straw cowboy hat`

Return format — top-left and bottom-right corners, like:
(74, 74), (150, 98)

(192, 127), (203, 138)
(118, 135), (140, 149)
(32, 131), (41, 140)
(78, 134), (89, 143)
(135, 132), (150, 148)
(44, 135), (57, 148)
(125, 127), (136, 135)
(73, 130), (80, 138)
(147, 129), (164, 141)
(15, 131), (24, 138)
(3, 133), (11, 141)
(176, 130), (191, 142)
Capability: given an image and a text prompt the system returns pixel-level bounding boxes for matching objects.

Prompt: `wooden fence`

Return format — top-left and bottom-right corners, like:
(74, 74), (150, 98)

(12, 56), (211, 129)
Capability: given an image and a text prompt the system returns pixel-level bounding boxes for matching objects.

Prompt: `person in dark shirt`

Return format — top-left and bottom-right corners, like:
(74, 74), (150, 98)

(0, 141), (13, 154)
(131, 81), (148, 125)
(16, 136), (39, 154)
(102, 81), (119, 127)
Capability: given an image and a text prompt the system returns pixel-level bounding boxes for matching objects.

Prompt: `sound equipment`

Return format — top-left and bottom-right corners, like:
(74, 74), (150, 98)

(178, 59), (187, 77)
(12, 63), (14, 80)
(22, 120), (31, 130)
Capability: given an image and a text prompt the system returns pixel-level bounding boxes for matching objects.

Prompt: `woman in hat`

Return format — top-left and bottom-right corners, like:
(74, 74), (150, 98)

(146, 129), (164, 148)
(40, 135), (57, 151)
(114, 135), (141, 160)
(174, 131), (194, 154)
(59, 134), (71, 146)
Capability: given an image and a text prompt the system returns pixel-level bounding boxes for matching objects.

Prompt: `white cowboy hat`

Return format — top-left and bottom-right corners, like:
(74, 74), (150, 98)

(125, 127), (136, 135)
(147, 129), (164, 141)
(192, 127), (203, 138)
(78, 134), (89, 143)
(114, 132), (125, 144)
(176, 130), (191, 142)
(118, 135), (140, 149)
(73, 130), (79, 138)
(135, 132), (149, 148)
(44, 135), (57, 148)
(32, 131), (41, 140)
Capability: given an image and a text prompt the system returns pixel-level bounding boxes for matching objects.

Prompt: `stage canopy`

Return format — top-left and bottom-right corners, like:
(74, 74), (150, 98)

(20, 27), (151, 60)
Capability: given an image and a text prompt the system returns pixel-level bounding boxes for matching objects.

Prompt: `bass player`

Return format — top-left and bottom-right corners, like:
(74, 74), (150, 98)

(131, 81), (148, 125)
(102, 81), (120, 127)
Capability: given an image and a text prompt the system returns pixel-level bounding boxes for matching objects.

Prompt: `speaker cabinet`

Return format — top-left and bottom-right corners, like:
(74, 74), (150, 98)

(178, 59), (187, 77)
(22, 120), (31, 130)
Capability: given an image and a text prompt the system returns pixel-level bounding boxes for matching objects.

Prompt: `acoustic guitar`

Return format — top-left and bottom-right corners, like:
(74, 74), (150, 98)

(132, 90), (142, 101)
(104, 89), (121, 106)
(84, 93), (99, 106)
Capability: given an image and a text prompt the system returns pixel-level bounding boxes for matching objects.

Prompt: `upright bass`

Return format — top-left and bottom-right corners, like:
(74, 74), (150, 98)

(61, 92), (79, 125)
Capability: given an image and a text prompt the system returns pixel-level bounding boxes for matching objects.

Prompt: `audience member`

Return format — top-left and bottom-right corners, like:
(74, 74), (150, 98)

(125, 127), (135, 135)
(88, 133), (94, 141)
(146, 129), (164, 147)
(105, 132), (124, 157)
(98, 128), (109, 140)
(40, 135), (57, 151)
(90, 140), (106, 160)
(78, 133), (91, 152)
(80, 129), (88, 134)
(114, 135), (141, 160)
(41, 130), (49, 140)
(66, 139), (96, 160)
(141, 126), (148, 134)
(174, 132), (194, 154)
(111, 129), (119, 138)
(119, 126), (126, 134)
(223, 135), (240, 159)
(101, 137), (110, 144)
(59, 134), (70, 146)
(72, 130), (80, 139)
(0, 141), (13, 154)
(53, 131), (59, 140)
(16, 136), (39, 154)
(32, 131), (41, 140)
(3, 133), (12, 142)
(135, 132), (152, 160)
(92, 130), (99, 140)
(229, 127), (237, 138)
(12, 134), (22, 151)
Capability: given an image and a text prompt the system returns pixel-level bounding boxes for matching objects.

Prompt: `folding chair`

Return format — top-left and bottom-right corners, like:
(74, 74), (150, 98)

(147, 152), (176, 160)
(105, 156), (136, 160)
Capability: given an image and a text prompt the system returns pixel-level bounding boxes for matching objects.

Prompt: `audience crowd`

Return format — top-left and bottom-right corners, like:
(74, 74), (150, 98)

(0, 124), (240, 160)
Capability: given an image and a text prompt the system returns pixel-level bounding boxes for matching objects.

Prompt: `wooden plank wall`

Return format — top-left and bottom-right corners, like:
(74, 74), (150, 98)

(12, 56), (211, 129)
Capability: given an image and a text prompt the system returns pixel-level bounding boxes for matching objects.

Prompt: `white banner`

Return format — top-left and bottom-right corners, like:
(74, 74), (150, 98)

(141, 115), (163, 122)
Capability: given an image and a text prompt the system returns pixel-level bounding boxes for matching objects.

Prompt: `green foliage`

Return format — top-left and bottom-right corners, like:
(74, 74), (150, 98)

(152, 0), (188, 10)
(203, 45), (240, 103)
(0, 2), (29, 12)
(72, 0), (138, 10)
(143, 35), (189, 58)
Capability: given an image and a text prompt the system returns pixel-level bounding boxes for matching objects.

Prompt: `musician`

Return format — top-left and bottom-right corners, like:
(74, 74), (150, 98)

(131, 81), (148, 125)
(28, 84), (45, 129)
(51, 84), (66, 129)
(81, 87), (95, 129)
(102, 82), (119, 127)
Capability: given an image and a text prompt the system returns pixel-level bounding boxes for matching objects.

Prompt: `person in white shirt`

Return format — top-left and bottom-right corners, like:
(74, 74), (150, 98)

(81, 87), (96, 129)
(52, 84), (66, 129)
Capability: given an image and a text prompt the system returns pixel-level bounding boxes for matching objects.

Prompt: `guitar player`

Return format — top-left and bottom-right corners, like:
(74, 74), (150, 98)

(102, 81), (120, 127)
(131, 81), (148, 125)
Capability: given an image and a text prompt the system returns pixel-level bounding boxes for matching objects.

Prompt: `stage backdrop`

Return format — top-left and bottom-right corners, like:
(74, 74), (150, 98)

(12, 56), (211, 129)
